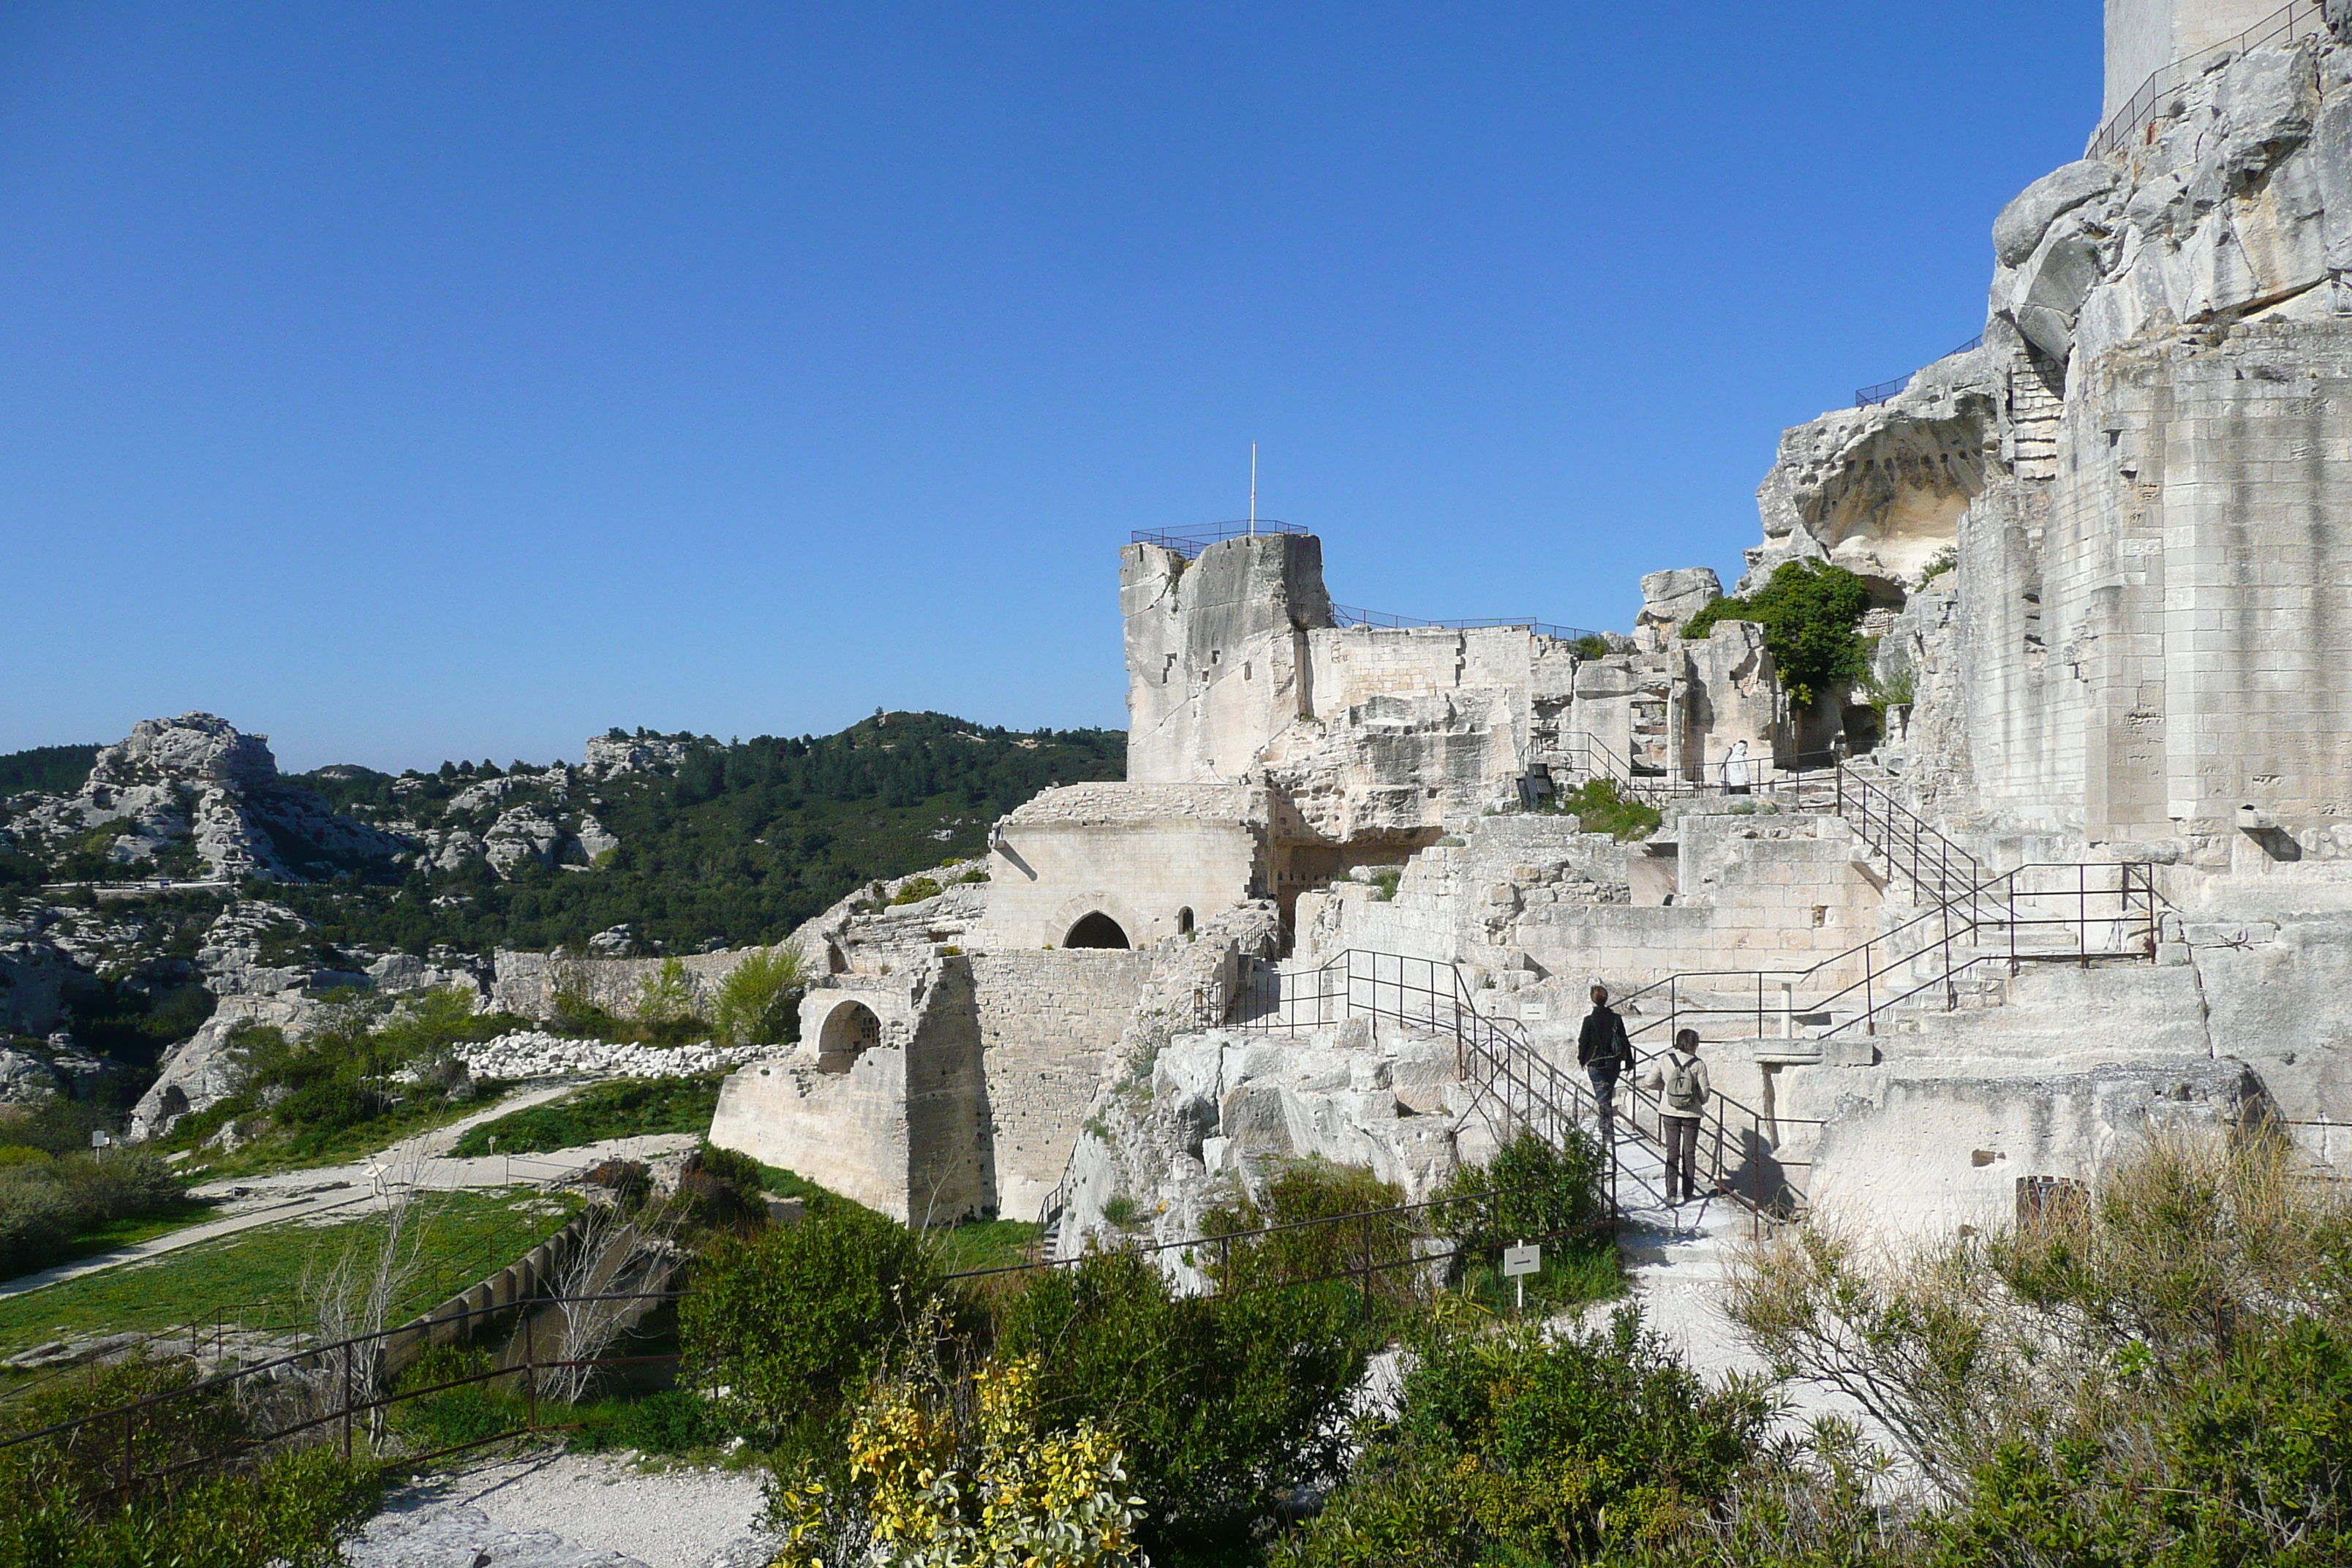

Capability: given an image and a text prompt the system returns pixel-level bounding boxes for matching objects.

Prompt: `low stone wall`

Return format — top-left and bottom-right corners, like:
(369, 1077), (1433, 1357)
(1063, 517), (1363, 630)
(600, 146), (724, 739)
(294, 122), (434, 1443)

(970, 949), (1155, 1220)
(490, 949), (766, 1020)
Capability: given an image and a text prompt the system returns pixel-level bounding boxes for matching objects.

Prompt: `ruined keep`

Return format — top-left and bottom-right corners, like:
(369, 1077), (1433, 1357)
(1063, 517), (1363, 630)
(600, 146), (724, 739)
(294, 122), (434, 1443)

(705, 1), (2352, 1241)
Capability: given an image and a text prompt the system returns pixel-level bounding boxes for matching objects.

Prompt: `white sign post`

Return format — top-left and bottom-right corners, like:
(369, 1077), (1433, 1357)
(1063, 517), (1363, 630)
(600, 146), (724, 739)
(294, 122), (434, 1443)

(1501, 1240), (1541, 1313)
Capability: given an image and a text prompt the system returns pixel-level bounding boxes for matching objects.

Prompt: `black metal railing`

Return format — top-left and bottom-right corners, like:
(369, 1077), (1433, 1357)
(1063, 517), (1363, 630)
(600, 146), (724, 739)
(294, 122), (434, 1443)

(1855, 333), (1987, 407)
(1210, 949), (1817, 1230)
(1544, 733), (1845, 813)
(1331, 605), (1601, 644)
(2087, 1), (2325, 161)
(1129, 521), (1308, 559)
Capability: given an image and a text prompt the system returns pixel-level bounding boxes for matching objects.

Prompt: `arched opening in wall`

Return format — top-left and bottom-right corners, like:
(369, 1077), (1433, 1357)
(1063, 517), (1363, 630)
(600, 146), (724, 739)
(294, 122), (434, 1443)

(1175, 907), (1194, 937)
(1063, 912), (1131, 949)
(816, 1001), (881, 1073)
(157, 1085), (189, 1121)
(826, 943), (848, 975)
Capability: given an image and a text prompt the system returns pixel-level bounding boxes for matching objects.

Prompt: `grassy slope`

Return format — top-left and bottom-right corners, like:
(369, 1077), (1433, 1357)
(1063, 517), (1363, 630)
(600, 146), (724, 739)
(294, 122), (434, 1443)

(448, 1077), (725, 1158)
(0, 1188), (579, 1360)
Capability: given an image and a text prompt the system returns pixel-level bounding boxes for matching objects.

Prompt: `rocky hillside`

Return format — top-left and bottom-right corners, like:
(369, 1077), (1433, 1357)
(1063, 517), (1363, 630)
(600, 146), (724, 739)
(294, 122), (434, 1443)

(0, 710), (1123, 1121)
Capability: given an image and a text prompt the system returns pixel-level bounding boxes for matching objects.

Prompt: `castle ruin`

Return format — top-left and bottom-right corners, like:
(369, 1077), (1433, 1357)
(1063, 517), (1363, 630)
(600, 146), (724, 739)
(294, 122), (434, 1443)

(706, 0), (2352, 1243)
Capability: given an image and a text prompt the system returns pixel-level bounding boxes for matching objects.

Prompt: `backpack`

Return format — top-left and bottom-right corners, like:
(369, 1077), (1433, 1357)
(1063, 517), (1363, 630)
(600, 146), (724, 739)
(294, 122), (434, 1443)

(1664, 1053), (1703, 1112)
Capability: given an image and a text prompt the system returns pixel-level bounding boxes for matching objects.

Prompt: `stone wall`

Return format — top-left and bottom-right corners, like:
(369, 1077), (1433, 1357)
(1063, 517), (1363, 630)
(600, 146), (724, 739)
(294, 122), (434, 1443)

(969, 949), (1154, 1218)
(982, 784), (1268, 950)
(490, 947), (766, 1021)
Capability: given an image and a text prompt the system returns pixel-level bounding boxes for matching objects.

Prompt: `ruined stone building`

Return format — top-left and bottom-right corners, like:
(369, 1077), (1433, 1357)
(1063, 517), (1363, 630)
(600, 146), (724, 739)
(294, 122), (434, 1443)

(704, 0), (2352, 1241)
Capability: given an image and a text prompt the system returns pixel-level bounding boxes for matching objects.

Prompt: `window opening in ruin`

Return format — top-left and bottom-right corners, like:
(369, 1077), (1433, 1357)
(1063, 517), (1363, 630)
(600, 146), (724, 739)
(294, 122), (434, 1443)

(1063, 911), (1131, 949)
(1176, 906), (1194, 936)
(826, 942), (847, 974)
(816, 1001), (881, 1073)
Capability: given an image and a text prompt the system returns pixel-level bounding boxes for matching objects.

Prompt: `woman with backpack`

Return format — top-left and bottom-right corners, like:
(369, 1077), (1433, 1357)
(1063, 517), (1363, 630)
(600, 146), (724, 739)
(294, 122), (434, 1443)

(1640, 1028), (1713, 1205)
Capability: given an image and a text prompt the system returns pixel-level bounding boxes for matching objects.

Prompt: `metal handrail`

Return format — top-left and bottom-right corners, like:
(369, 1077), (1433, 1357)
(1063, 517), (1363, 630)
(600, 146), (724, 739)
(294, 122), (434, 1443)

(2086, 0), (2325, 161)
(1330, 605), (1601, 644)
(1855, 333), (1986, 408)
(1128, 521), (1308, 559)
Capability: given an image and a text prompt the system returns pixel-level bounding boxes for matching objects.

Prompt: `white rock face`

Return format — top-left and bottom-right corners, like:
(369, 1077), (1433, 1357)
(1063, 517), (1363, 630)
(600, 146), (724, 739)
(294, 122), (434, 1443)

(7, 713), (411, 883)
(1634, 568), (1722, 652)
(483, 807), (564, 876)
(582, 734), (691, 777)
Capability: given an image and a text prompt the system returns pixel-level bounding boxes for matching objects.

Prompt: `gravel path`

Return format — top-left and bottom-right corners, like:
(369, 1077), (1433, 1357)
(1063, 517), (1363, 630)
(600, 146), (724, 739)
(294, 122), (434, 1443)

(347, 1452), (778, 1568)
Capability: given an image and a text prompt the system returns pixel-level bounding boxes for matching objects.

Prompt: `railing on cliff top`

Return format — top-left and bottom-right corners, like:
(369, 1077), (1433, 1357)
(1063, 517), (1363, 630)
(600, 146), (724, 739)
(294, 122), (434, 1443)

(1855, 333), (1987, 408)
(2086, 0), (2327, 162)
(1330, 605), (1601, 643)
(1130, 521), (1308, 558)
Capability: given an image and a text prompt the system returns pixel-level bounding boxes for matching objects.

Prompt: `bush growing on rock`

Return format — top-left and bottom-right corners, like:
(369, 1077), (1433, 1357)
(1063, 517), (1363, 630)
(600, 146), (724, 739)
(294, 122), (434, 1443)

(1680, 559), (1874, 707)
(710, 942), (805, 1047)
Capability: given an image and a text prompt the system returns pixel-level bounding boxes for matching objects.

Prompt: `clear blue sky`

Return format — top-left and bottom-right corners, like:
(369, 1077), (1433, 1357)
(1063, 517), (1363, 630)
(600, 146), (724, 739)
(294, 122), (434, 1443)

(2, 3), (2103, 772)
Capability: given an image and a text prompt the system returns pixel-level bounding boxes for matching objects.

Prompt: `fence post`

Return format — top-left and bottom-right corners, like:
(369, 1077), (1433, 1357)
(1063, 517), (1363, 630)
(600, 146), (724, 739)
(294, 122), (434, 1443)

(1359, 1213), (1374, 1314)
(342, 1342), (353, 1460)
(525, 1309), (537, 1432)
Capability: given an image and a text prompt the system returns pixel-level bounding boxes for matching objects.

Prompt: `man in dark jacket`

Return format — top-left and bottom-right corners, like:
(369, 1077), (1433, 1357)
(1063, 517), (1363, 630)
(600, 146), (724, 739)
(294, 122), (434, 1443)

(1577, 984), (1634, 1144)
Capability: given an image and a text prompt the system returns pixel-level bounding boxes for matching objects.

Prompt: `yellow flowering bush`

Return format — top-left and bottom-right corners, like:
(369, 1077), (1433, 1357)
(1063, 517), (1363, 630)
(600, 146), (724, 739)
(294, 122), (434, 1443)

(770, 1354), (1148, 1568)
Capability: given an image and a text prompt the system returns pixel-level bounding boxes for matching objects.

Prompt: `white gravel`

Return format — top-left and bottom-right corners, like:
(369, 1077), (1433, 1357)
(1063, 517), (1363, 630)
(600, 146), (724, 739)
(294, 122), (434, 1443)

(453, 1033), (783, 1082)
(347, 1451), (779, 1568)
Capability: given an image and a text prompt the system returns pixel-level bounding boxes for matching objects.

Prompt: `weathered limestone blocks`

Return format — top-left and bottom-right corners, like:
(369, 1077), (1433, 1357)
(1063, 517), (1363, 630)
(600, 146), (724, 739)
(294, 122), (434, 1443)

(1633, 569), (1722, 652)
(970, 949), (1154, 1219)
(983, 784), (1268, 949)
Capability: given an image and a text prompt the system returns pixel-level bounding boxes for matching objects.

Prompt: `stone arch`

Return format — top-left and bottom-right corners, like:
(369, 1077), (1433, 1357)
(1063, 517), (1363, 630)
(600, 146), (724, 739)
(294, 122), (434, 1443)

(1063, 912), (1131, 949)
(813, 998), (881, 1073)
(1045, 892), (1148, 949)
(1176, 906), (1194, 937)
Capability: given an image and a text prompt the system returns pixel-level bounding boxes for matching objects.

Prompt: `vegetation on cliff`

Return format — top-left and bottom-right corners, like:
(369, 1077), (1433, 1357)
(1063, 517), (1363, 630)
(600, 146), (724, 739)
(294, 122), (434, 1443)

(275, 712), (1123, 955)
(1681, 559), (1874, 707)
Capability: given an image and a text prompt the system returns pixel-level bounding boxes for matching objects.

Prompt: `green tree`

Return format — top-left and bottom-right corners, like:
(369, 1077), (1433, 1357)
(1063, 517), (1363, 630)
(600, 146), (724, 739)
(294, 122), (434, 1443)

(1682, 559), (1874, 706)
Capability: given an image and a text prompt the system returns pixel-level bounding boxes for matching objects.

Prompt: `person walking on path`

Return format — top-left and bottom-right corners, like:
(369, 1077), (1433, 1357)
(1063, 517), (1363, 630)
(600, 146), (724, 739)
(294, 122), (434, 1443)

(1641, 1028), (1714, 1205)
(1577, 985), (1635, 1145)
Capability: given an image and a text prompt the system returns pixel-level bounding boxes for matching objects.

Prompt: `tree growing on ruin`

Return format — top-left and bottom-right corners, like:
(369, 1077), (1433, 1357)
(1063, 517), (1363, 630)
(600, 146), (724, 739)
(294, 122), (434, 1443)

(1681, 559), (1874, 707)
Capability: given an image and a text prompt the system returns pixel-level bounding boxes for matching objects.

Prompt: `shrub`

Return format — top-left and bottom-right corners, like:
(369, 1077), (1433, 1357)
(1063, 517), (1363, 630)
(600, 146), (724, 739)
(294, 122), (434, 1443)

(1201, 1159), (1415, 1311)
(771, 1348), (1147, 1568)
(1270, 1308), (1773, 1567)
(1431, 1128), (1618, 1313)
(633, 957), (704, 1028)
(1915, 545), (1956, 587)
(1569, 632), (1613, 660)
(1556, 777), (1664, 840)
(710, 943), (804, 1047)
(1725, 1128), (2352, 1562)
(1682, 558), (1874, 706)
(0, 1147), (189, 1278)
(994, 1248), (1375, 1558)
(1368, 866), (1403, 901)
(679, 1204), (948, 1452)
(888, 875), (943, 905)
(0, 1354), (380, 1567)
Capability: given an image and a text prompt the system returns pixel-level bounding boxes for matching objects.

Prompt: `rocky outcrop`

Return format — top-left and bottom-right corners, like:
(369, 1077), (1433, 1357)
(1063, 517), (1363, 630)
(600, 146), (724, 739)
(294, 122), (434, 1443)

(1633, 569), (1722, 652)
(126, 995), (301, 1139)
(582, 733), (693, 778)
(4, 714), (412, 883)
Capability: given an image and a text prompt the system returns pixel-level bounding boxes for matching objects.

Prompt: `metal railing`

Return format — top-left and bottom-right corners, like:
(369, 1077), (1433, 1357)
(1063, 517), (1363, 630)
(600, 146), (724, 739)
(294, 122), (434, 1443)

(2087, 1), (2326, 161)
(1129, 521), (1307, 558)
(1210, 949), (1817, 1230)
(1543, 733), (1845, 813)
(1331, 605), (1601, 644)
(1612, 862), (2163, 1056)
(1855, 333), (1987, 407)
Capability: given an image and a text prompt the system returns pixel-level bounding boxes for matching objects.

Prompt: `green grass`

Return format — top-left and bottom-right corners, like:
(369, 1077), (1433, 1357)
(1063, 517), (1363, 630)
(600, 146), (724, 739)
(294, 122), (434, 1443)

(450, 1077), (725, 1158)
(167, 1086), (527, 1183)
(1553, 778), (1663, 841)
(0, 1188), (578, 1360)
(39, 1197), (222, 1267)
(1459, 1233), (1624, 1319)
(929, 1218), (1044, 1275)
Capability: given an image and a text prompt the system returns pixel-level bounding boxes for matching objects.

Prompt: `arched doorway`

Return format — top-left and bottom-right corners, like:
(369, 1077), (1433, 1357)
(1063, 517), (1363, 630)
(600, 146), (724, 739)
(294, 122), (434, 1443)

(1063, 911), (1131, 949)
(816, 1000), (881, 1072)
(1175, 906), (1194, 937)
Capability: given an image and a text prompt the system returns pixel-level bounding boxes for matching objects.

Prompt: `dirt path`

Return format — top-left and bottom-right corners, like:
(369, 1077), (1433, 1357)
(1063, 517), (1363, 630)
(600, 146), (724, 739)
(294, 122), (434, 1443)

(0, 1085), (699, 1300)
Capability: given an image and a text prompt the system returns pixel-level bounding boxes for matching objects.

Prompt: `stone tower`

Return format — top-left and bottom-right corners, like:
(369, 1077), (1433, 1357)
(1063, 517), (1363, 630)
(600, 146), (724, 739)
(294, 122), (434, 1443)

(2104, 0), (2293, 119)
